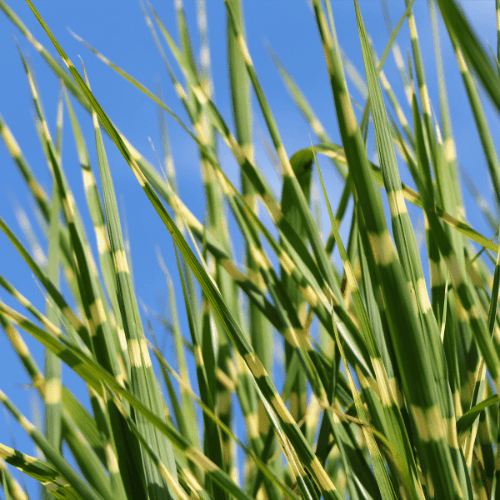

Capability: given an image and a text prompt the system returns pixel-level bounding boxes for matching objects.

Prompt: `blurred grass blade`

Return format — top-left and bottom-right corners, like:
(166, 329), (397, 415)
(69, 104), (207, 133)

(436, 0), (500, 114)
(0, 442), (79, 500)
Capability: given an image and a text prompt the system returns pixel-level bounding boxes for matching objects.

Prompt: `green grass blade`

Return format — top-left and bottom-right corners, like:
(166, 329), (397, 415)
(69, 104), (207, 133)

(315, 150), (400, 499)
(83, 73), (178, 499)
(157, 256), (201, 465)
(0, 390), (107, 500)
(355, 1), (471, 496)
(0, 443), (79, 500)
(175, 246), (228, 500)
(0, 460), (28, 500)
(0, 298), (255, 500)
(63, 89), (130, 383)
(45, 128), (63, 456)
(227, 1), (276, 490)
(435, 0), (500, 115)
(313, 0), (467, 496)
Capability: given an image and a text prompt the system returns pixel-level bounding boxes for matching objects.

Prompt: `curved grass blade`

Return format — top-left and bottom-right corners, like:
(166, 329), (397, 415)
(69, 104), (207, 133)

(457, 220), (500, 450)
(12, 51), (131, 500)
(0, 390), (107, 500)
(281, 149), (313, 438)
(0, 113), (49, 219)
(0, 312), (113, 497)
(175, 246), (228, 500)
(0, 443), (78, 500)
(316, 144), (425, 499)
(8, 3), (341, 345)
(152, 338), (300, 500)
(315, 142), (499, 253)
(81, 69), (178, 499)
(143, 5), (343, 316)
(457, 394), (499, 437)
(451, 37), (500, 211)
(156, 256), (201, 476)
(63, 88), (130, 382)
(18, 30), (355, 500)
(313, 0), (467, 496)
(0, 299), (261, 500)
(354, 1), (470, 496)
(173, 4), (238, 480)
(227, 1), (276, 491)
(224, 0), (345, 320)
(435, 0), (500, 115)
(3, 21), (339, 493)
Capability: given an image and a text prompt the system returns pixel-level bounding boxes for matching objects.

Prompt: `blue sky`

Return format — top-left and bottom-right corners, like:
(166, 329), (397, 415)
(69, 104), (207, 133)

(0, 1), (499, 497)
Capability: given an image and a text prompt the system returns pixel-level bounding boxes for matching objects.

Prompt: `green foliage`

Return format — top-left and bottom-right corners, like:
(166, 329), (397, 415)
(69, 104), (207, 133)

(1, 0), (500, 498)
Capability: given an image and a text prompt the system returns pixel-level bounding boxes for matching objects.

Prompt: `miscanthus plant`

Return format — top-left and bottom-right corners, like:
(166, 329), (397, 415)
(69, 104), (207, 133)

(2, 0), (500, 498)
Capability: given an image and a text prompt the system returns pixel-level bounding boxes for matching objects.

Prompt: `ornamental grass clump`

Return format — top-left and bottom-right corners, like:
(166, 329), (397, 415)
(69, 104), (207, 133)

(1, 0), (500, 498)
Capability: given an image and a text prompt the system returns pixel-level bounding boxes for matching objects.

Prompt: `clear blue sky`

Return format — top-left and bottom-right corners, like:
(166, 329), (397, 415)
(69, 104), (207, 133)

(0, 1), (498, 497)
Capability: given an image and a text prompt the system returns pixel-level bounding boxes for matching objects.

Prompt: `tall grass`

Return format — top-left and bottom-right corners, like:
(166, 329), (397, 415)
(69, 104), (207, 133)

(1, 0), (500, 498)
